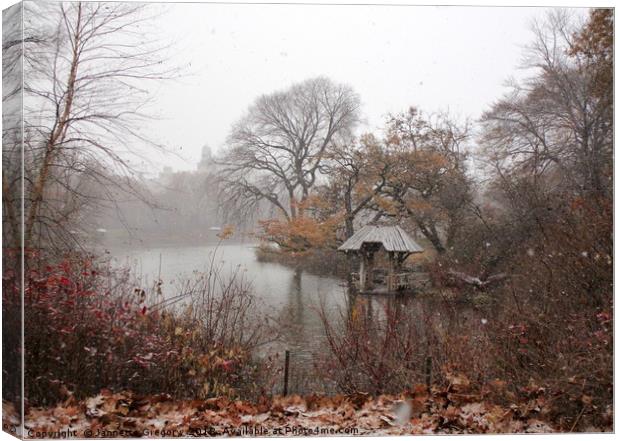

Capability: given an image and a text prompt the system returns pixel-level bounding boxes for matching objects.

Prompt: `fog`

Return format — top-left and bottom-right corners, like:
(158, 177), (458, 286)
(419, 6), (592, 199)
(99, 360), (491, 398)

(139, 3), (584, 172)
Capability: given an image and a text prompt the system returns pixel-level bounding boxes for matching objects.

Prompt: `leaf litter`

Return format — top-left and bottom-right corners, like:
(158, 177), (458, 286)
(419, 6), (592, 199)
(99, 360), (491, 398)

(3, 383), (589, 437)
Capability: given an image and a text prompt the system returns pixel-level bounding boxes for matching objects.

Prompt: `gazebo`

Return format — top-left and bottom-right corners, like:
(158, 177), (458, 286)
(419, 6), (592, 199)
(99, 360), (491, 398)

(338, 225), (424, 293)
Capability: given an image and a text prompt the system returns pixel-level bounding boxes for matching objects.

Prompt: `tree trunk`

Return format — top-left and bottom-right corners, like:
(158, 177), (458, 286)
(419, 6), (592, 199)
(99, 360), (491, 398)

(24, 2), (83, 249)
(344, 215), (354, 239)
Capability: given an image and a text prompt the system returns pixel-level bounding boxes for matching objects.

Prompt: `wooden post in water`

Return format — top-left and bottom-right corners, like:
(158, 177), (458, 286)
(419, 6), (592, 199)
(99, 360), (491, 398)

(283, 350), (290, 396)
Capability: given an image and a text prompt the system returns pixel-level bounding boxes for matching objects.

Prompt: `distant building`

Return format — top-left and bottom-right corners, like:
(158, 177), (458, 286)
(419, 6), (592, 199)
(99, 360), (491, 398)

(198, 144), (214, 171)
(157, 165), (174, 186)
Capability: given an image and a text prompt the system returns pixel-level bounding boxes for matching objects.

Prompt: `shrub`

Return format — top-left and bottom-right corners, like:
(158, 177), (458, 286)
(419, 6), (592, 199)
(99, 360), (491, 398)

(12, 251), (268, 406)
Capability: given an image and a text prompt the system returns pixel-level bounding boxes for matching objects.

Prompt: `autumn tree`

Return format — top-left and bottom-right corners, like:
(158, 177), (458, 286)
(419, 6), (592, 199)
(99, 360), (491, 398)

(216, 77), (361, 222)
(570, 9), (613, 107)
(317, 134), (391, 239)
(258, 201), (342, 252)
(3, 1), (177, 253)
(373, 107), (472, 254)
(314, 107), (472, 253)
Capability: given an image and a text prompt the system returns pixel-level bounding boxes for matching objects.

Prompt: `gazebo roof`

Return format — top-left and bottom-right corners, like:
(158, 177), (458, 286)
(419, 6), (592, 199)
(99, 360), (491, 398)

(338, 225), (424, 253)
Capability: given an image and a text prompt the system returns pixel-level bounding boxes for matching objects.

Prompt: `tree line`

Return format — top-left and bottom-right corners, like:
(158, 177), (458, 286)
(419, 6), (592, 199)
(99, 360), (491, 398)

(215, 10), (612, 289)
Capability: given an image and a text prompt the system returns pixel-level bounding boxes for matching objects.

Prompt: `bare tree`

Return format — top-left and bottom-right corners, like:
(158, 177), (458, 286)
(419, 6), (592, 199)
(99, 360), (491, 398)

(2, 2), (26, 251)
(4, 1), (178, 252)
(480, 10), (612, 200)
(470, 10), (614, 288)
(216, 77), (361, 222)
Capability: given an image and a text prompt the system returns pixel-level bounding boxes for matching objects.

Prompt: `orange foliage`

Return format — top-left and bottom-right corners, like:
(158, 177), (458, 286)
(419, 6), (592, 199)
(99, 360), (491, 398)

(217, 224), (235, 240)
(259, 215), (340, 253)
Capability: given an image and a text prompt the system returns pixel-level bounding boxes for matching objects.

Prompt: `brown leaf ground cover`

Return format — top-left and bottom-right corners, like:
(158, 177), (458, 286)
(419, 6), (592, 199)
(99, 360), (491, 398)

(6, 383), (610, 439)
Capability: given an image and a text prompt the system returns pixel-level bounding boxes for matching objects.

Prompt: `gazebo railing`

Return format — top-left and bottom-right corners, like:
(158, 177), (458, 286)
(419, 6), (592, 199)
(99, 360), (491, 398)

(350, 269), (429, 292)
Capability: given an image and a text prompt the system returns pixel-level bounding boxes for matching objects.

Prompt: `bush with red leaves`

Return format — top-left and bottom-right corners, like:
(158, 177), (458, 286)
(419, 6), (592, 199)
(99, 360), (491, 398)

(3, 253), (266, 407)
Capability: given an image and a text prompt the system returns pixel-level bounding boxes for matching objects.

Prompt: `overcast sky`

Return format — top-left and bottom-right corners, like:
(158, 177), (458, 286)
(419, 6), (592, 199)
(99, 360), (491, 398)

(138, 3), (588, 172)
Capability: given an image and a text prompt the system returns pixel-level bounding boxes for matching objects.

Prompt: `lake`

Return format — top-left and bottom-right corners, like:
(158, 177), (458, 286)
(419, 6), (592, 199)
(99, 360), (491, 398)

(108, 241), (354, 394)
(107, 241), (474, 395)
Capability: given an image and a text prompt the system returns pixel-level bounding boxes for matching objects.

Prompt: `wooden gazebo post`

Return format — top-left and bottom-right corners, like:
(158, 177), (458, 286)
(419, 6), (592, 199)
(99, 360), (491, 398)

(359, 250), (367, 292)
(359, 245), (376, 292)
(387, 252), (394, 292)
